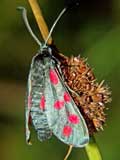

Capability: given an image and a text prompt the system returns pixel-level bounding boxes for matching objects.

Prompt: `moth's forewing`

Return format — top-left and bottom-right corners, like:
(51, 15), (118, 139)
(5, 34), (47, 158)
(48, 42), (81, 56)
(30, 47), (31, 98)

(25, 53), (52, 143)
(42, 54), (89, 147)
(25, 46), (89, 146)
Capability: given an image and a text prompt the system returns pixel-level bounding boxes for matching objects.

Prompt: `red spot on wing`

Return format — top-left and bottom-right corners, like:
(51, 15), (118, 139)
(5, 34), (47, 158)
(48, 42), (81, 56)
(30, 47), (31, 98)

(28, 96), (32, 108)
(49, 69), (59, 85)
(62, 125), (72, 137)
(68, 114), (80, 124)
(40, 95), (45, 110)
(64, 92), (71, 102)
(54, 100), (64, 110)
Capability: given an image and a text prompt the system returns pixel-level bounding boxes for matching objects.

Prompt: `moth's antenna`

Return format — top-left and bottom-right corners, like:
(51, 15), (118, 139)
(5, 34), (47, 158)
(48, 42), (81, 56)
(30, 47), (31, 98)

(44, 7), (67, 46)
(44, 0), (80, 46)
(17, 7), (42, 47)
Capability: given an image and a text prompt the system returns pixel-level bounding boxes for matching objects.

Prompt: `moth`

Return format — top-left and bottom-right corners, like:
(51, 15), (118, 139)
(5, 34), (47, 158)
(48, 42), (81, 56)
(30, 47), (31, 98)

(18, 3), (89, 148)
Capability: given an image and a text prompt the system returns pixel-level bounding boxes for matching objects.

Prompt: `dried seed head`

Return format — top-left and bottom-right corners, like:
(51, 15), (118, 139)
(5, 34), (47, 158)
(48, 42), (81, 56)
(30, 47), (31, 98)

(60, 55), (111, 135)
(50, 44), (111, 135)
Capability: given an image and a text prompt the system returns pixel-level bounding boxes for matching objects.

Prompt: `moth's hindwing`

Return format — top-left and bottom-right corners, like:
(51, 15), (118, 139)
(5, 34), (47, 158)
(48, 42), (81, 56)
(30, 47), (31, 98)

(42, 56), (89, 147)
(25, 54), (52, 143)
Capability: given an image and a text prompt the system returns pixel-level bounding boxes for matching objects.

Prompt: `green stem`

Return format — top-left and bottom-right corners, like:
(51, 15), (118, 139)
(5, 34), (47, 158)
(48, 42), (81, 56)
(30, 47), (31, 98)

(85, 136), (102, 160)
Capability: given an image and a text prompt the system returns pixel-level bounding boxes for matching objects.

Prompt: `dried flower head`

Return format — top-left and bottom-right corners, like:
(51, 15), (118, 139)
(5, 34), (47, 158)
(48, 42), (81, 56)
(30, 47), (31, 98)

(51, 44), (111, 135)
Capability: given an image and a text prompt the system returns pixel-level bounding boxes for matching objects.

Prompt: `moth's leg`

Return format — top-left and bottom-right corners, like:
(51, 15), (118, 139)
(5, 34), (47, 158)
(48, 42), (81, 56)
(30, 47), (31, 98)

(65, 83), (80, 97)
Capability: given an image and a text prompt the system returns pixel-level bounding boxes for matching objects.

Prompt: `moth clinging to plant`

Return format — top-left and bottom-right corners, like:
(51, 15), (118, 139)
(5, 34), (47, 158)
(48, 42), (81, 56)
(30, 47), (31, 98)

(18, 0), (111, 159)
(18, 1), (89, 149)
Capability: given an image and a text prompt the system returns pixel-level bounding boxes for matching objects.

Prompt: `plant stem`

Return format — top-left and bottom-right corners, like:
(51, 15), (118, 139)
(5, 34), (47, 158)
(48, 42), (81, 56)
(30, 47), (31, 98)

(85, 136), (102, 160)
(28, 0), (52, 44)
(64, 145), (73, 160)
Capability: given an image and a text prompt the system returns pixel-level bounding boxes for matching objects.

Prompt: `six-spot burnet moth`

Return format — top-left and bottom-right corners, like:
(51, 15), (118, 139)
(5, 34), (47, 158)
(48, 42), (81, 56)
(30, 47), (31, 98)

(18, 2), (89, 148)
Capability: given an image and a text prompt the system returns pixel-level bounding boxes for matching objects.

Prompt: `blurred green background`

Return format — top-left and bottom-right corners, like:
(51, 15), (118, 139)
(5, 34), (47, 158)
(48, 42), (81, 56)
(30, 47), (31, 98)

(0, 0), (120, 160)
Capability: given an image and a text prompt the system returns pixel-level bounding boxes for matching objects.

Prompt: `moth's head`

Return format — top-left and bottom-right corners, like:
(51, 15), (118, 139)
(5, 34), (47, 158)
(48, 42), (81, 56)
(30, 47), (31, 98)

(40, 44), (52, 56)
